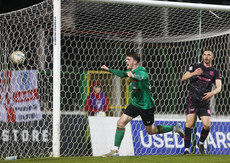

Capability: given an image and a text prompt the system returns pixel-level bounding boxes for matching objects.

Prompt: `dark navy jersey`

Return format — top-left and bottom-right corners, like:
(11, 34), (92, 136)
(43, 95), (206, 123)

(187, 62), (222, 99)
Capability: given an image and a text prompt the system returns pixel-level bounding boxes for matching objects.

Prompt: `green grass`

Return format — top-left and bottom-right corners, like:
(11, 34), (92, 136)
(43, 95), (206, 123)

(2, 155), (230, 163)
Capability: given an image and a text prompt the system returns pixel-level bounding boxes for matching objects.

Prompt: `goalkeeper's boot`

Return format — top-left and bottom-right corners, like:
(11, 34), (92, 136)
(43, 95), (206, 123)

(102, 150), (119, 157)
(174, 122), (185, 138)
(198, 142), (206, 155)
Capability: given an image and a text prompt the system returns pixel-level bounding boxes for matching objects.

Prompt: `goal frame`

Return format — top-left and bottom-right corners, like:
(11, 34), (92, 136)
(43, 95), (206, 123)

(52, 0), (230, 157)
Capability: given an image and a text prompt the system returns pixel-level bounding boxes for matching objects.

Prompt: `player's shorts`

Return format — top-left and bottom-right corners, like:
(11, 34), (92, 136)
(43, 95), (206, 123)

(124, 104), (155, 126)
(186, 93), (211, 118)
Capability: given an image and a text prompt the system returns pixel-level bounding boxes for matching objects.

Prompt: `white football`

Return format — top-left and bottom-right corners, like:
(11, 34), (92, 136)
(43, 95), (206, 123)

(10, 51), (25, 64)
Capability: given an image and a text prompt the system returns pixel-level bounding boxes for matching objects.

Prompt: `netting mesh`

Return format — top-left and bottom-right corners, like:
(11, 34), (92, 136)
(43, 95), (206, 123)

(0, 0), (230, 158)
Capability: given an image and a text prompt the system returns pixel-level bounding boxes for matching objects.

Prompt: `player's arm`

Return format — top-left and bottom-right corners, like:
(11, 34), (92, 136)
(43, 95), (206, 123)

(181, 68), (203, 81)
(131, 71), (148, 81)
(101, 65), (127, 78)
(212, 79), (222, 95)
(202, 79), (222, 100)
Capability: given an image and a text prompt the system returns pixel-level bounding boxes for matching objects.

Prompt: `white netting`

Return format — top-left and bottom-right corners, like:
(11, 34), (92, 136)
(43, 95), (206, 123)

(0, 0), (230, 159)
(0, 1), (53, 159)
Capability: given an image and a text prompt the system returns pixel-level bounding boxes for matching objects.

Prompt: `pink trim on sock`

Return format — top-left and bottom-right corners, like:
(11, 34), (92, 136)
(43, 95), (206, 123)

(184, 137), (191, 140)
(201, 134), (206, 137)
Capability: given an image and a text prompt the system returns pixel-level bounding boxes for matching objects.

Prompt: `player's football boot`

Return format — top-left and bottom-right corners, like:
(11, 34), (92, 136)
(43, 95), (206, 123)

(198, 142), (206, 155)
(102, 150), (119, 157)
(184, 151), (190, 155)
(183, 148), (190, 155)
(174, 122), (185, 138)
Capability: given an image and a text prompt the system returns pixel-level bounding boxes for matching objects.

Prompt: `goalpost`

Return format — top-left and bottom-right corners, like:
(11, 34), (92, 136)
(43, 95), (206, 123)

(53, 0), (61, 157)
(0, 0), (230, 159)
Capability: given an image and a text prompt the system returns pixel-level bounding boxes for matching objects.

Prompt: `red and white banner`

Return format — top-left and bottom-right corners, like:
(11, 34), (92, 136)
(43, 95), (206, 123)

(0, 70), (42, 122)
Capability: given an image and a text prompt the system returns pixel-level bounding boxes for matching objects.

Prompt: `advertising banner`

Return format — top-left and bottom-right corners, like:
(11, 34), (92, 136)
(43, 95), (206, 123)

(88, 116), (134, 156)
(89, 117), (230, 156)
(0, 70), (41, 122)
(131, 120), (230, 155)
(0, 114), (88, 157)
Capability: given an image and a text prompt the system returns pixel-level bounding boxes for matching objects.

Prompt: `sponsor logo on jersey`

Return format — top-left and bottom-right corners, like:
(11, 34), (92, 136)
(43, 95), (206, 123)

(210, 71), (214, 76)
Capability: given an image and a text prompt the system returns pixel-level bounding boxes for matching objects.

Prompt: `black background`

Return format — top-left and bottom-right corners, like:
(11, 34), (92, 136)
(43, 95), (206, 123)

(0, 0), (230, 14)
(0, 0), (43, 14)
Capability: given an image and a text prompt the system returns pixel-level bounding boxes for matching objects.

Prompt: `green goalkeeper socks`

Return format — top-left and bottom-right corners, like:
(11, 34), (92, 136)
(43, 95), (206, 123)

(156, 125), (173, 134)
(114, 125), (173, 147)
(114, 127), (125, 147)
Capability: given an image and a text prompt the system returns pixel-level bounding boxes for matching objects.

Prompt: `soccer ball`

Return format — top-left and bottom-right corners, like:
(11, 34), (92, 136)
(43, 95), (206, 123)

(10, 51), (25, 64)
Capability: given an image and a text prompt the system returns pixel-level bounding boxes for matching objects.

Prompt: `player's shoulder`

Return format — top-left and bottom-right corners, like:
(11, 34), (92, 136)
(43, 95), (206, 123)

(132, 67), (148, 80)
(188, 62), (200, 71)
(133, 66), (146, 73)
(212, 66), (222, 77)
(196, 62), (203, 67)
(211, 65), (220, 71)
(189, 62), (201, 67)
(139, 66), (148, 72)
(207, 64), (220, 73)
(209, 65), (222, 79)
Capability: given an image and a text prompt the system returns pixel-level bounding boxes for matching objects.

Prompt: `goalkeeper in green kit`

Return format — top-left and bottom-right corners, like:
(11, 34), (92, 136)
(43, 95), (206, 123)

(101, 53), (184, 157)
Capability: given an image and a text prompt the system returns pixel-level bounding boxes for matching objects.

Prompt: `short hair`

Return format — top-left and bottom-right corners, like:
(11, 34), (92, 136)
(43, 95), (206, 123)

(203, 49), (214, 55)
(126, 53), (140, 63)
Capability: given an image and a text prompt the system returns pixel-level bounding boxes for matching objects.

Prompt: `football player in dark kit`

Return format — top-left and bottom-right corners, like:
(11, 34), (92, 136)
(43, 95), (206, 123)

(182, 49), (222, 155)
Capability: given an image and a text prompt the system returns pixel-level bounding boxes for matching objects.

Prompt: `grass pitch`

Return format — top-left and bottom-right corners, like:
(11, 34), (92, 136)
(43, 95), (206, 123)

(3, 155), (230, 163)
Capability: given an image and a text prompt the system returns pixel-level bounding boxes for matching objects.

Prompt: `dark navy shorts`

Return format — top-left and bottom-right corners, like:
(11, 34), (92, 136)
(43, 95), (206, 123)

(186, 93), (211, 118)
(124, 104), (155, 126)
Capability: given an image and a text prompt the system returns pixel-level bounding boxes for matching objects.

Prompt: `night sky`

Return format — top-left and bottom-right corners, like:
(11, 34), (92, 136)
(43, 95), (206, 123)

(0, 0), (44, 14)
(0, 0), (230, 14)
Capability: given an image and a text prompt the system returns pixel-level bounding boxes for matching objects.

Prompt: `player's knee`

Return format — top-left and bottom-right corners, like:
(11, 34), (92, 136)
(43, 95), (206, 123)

(146, 128), (153, 135)
(203, 123), (210, 130)
(145, 126), (156, 135)
(117, 120), (125, 128)
(186, 119), (195, 128)
(186, 122), (194, 129)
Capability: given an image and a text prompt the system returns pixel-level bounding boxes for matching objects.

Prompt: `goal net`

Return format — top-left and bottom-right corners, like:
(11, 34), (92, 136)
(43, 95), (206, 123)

(0, 0), (230, 159)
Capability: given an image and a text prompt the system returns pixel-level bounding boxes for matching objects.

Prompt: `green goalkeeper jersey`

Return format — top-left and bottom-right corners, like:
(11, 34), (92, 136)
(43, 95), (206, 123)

(109, 66), (155, 110)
